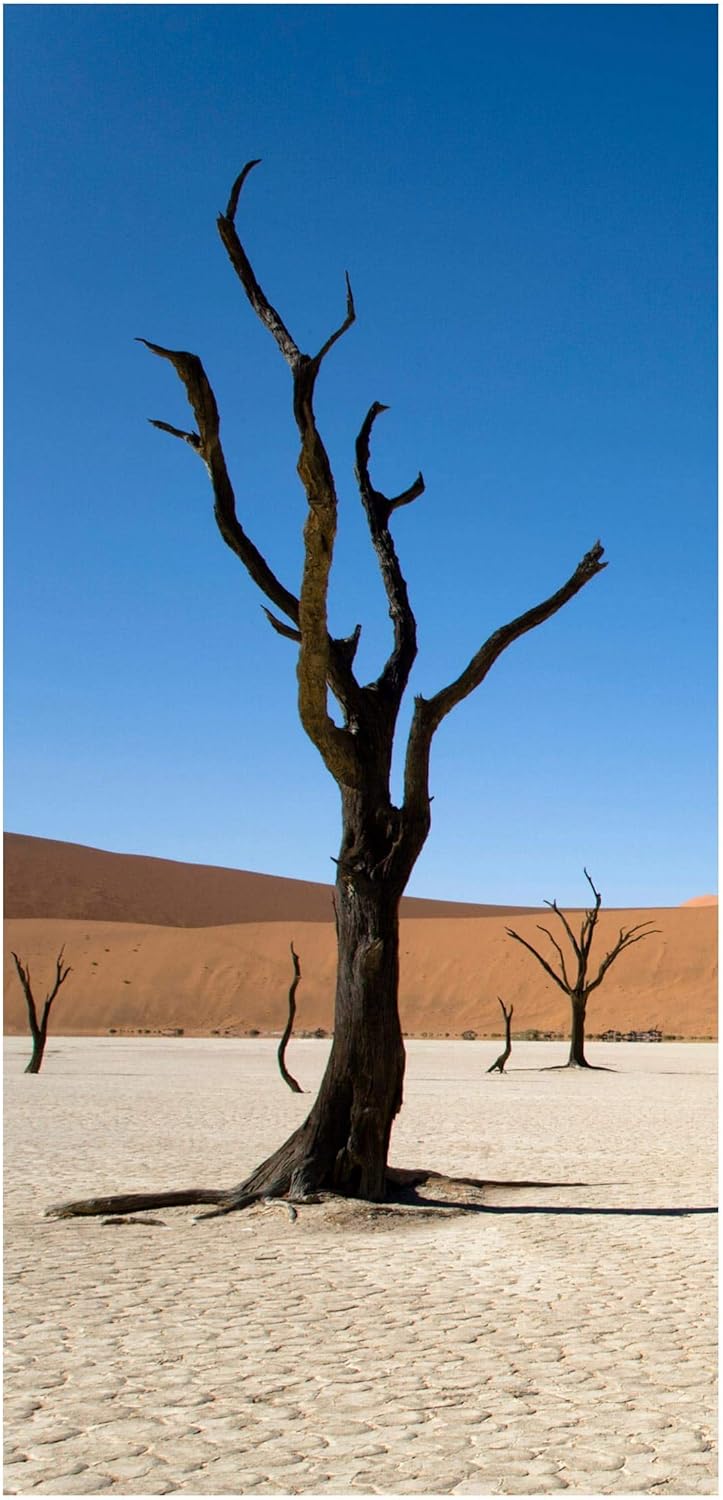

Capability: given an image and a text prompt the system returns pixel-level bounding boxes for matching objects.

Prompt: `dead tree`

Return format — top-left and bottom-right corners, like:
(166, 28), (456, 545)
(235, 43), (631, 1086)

(506, 869), (658, 1068)
(49, 160), (606, 1222)
(277, 942), (304, 1093)
(487, 997), (514, 1073)
(12, 948), (71, 1074)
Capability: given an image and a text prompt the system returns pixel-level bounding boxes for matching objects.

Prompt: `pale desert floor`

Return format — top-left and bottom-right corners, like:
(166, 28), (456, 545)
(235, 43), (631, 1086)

(4, 1037), (717, 1497)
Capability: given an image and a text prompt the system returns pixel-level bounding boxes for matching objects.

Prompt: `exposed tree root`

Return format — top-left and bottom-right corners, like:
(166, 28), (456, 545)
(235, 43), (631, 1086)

(542, 1062), (615, 1072)
(46, 1188), (228, 1219)
(46, 1164), (593, 1224)
(45, 1167), (449, 1223)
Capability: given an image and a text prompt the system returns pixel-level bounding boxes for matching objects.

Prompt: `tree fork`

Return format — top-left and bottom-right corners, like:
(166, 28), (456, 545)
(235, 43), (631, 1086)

(13, 948), (72, 1075)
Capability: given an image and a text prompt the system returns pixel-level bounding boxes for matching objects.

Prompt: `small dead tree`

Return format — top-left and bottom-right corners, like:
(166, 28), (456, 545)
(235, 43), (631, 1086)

(487, 997), (514, 1073)
(12, 948), (72, 1074)
(277, 942), (304, 1094)
(506, 870), (657, 1068)
(49, 161), (606, 1223)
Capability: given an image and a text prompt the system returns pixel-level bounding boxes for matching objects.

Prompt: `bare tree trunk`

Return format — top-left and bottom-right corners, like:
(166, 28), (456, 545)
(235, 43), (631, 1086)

(26, 1029), (49, 1075)
(277, 943), (303, 1093)
(210, 790), (407, 1210)
(568, 997), (588, 1067)
(487, 998), (513, 1074)
(50, 871), (406, 1222)
(12, 949), (71, 1075)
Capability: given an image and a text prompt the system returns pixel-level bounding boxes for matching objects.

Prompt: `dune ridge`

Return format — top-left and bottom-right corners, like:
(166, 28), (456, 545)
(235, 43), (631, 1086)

(4, 833), (539, 926)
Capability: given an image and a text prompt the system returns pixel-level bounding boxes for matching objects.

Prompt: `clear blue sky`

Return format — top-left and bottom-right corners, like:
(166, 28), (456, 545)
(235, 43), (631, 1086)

(5, 4), (717, 907)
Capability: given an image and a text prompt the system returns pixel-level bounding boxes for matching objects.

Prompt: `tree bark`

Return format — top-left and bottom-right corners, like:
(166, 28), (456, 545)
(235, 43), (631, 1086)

(48, 850), (406, 1222)
(26, 1030), (48, 1075)
(277, 943), (303, 1093)
(568, 996), (588, 1067)
(487, 998), (513, 1074)
(211, 789), (407, 1210)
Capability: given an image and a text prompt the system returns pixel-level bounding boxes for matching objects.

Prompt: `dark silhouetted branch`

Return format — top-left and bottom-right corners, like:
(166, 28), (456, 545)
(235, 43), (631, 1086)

(139, 338), (301, 631)
(586, 920), (660, 997)
(354, 401), (420, 706)
(402, 543), (607, 841)
(505, 926), (570, 995)
(487, 998), (514, 1073)
(278, 943), (304, 1093)
(12, 947), (72, 1074)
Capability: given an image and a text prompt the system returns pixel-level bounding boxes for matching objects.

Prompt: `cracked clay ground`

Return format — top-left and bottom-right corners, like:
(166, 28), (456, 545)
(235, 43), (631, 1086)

(4, 1037), (717, 1496)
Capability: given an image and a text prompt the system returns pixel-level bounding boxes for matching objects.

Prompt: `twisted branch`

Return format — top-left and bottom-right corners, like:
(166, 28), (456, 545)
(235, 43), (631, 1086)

(402, 541), (607, 835)
(586, 920), (660, 996)
(354, 401), (422, 704)
(505, 926), (571, 995)
(277, 943), (304, 1093)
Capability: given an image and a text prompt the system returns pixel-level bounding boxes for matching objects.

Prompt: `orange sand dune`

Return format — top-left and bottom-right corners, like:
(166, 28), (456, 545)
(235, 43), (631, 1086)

(3, 836), (717, 1040)
(4, 834), (538, 926)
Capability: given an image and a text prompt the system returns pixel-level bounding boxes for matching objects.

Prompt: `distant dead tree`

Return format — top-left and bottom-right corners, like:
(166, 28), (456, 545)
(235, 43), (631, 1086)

(506, 870), (657, 1068)
(277, 942), (304, 1093)
(487, 997), (514, 1073)
(12, 948), (72, 1074)
(49, 160), (606, 1224)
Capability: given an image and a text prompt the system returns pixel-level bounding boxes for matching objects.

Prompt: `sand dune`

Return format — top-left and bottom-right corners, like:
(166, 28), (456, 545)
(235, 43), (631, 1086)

(3, 834), (538, 927)
(3, 835), (717, 1039)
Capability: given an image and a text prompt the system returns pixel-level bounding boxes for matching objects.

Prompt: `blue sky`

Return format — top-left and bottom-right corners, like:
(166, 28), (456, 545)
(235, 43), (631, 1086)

(4, 4), (717, 907)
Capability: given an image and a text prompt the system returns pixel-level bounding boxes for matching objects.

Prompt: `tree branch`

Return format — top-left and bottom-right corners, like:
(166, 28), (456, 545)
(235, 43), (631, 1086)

(535, 923), (572, 991)
(504, 927), (571, 995)
(354, 402), (420, 704)
(579, 868), (603, 962)
(314, 272), (356, 366)
(585, 921), (659, 996)
(48, 946), (72, 1002)
(142, 165), (367, 768)
(402, 542), (606, 831)
(218, 159), (301, 368)
(429, 541), (606, 728)
(140, 339), (302, 631)
(218, 160), (357, 387)
(263, 608), (302, 643)
(12, 952), (38, 1039)
(294, 358), (363, 787)
(149, 419), (201, 450)
(545, 898), (583, 964)
(215, 162), (362, 786)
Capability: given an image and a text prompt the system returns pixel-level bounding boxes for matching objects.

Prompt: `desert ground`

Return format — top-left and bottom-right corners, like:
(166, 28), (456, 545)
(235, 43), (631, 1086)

(4, 1034), (717, 1496)
(3, 836), (717, 1040)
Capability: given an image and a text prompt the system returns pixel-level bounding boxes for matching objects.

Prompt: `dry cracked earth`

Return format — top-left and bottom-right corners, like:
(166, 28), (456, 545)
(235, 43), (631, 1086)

(4, 1037), (717, 1496)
